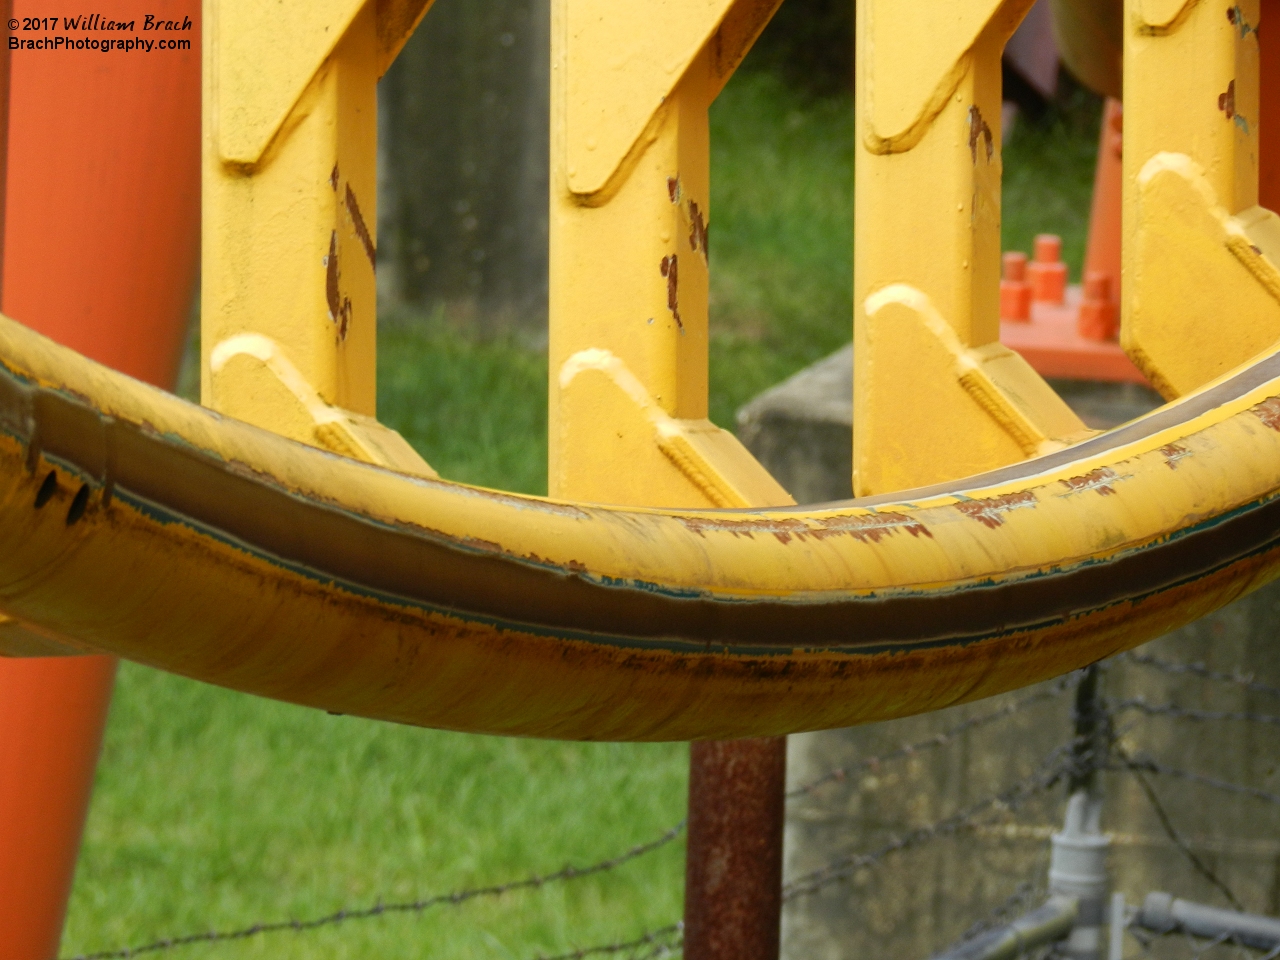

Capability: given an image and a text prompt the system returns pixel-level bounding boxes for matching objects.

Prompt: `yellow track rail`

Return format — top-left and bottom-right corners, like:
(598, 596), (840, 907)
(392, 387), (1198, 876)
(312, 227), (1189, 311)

(4, 314), (1280, 740)
(4, 0), (1280, 742)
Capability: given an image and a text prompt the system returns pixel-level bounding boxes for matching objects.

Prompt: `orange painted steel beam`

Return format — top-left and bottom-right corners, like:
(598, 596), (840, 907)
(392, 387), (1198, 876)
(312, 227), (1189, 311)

(1262, 0), (1279, 212)
(0, 2), (199, 958)
(1083, 98), (1123, 313)
(0, 659), (117, 960)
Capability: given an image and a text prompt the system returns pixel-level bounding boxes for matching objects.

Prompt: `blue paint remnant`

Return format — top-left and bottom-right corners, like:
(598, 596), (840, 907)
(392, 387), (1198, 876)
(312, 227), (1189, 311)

(1227, 5), (1257, 39)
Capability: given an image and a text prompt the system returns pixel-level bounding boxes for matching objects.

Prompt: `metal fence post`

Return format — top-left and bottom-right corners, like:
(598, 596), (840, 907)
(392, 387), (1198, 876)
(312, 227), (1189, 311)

(685, 738), (788, 960)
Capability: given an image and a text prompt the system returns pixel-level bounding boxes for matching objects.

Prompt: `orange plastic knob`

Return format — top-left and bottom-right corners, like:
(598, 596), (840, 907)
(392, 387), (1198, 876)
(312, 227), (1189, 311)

(1078, 271), (1118, 341)
(1027, 233), (1068, 305)
(1000, 251), (1032, 321)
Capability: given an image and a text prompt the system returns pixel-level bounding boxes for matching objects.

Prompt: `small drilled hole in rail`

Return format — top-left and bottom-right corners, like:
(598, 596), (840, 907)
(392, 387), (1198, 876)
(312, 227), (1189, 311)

(34, 470), (58, 508)
(66, 484), (90, 526)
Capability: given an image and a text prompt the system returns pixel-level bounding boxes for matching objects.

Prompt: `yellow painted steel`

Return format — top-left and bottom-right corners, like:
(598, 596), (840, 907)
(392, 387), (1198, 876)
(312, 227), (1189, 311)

(549, 0), (789, 508)
(202, 0), (437, 476)
(4, 0), (1280, 743)
(853, 0), (1090, 496)
(1123, 0), (1280, 399)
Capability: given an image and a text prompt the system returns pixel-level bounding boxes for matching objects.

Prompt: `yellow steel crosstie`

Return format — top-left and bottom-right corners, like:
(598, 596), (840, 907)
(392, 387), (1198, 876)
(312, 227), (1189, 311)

(1, 0), (1280, 747)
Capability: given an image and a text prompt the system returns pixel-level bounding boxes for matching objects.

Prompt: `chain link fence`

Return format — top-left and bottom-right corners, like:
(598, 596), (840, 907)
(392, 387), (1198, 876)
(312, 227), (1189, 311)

(62, 638), (1280, 959)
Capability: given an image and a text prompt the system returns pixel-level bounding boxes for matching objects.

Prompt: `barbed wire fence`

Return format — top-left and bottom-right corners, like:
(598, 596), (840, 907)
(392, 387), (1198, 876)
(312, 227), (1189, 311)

(63, 648), (1280, 960)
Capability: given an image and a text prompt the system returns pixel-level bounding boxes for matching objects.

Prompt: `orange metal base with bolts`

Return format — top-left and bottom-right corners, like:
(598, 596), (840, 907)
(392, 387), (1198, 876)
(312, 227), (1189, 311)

(1000, 97), (1148, 385)
(0, 2), (200, 957)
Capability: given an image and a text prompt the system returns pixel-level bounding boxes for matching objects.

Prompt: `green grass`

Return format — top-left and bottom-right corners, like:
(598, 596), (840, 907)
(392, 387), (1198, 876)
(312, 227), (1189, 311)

(378, 306), (549, 495)
(61, 70), (1100, 960)
(1001, 84), (1105, 274)
(63, 667), (687, 959)
(707, 70), (855, 427)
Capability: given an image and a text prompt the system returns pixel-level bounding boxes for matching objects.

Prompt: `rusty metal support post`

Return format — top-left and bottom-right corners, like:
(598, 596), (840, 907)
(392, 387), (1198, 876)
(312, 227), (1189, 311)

(684, 737), (787, 960)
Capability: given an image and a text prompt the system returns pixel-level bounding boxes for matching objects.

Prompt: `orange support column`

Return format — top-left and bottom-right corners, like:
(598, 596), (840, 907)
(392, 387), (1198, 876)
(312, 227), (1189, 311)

(0, 660), (117, 960)
(1083, 97), (1123, 316)
(1262, 0), (1279, 211)
(0, 3), (200, 958)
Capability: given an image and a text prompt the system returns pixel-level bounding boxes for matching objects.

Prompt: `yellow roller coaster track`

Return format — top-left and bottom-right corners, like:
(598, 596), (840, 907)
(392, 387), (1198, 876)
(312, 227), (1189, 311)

(4, 0), (1280, 743)
(4, 314), (1280, 740)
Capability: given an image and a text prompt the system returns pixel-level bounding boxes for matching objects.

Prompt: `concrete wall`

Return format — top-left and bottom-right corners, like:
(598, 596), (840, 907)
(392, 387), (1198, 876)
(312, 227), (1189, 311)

(737, 348), (1280, 959)
(378, 0), (549, 335)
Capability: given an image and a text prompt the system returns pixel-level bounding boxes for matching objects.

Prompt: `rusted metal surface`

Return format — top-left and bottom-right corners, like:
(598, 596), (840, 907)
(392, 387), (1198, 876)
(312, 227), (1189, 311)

(685, 738), (787, 960)
(343, 184), (377, 272)
(659, 253), (682, 329)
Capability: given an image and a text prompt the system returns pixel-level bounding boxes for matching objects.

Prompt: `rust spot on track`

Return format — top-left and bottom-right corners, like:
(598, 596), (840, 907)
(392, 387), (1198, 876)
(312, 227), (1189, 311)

(461, 535), (504, 554)
(325, 231), (353, 340)
(1227, 5), (1256, 38)
(688, 200), (708, 258)
(326, 231), (341, 321)
(833, 512), (933, 542)
(337, 299), (353, 340)
(1219, 79), (1236, 119)
(955, 491), (1037, 528)
(524, 551), (588, 574)
(1218, 79), (1250, 132)
(677, 511), (930, 544)
(345, 184), (377, 273)
(660, 255), (682, 329)
(1160, 443), (1191, 469)
(1252, 396), (1280, 431)
(967, 105), (993, 163)
(1061, 467), (1120, 496)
